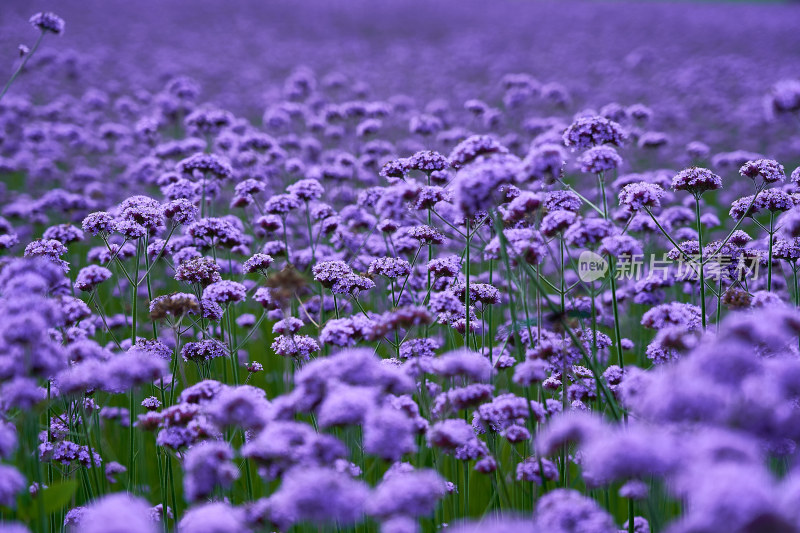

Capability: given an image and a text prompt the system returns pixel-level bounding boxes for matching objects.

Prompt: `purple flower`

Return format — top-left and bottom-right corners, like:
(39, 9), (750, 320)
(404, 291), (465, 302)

(74, 265), (112, 292)
(367, 468), (447, 519)
(739, 159), (785, 184)
(183, 441), (239, 502)
(672, 167), (722, 195)
(0, 465), (25, 508)
(268, 467), (369, 528)
(453, 155), (520, 218)
(578, 146), (622, 174)
(243, 253), (274, 274)
(74, 494), (156, 533)
(181, 339), (228, 363)
(202, 280), (246, 305)
(178, 502), (245, 533)
(448, 135), (509, 169)
(271, 334), (319, 359)
(369, 257), (412, 278)
(432, 349), (492, 381)
(162, 198), (198, 225)
(363, 405), (417, 461)
(29, 12), (65, 34)
(516, 457), (559, 484)
(618, 182), (665, 210)
(175, 257), (221, 286)
(408, 150), (449, 172)
(544, 190), (582, 212)
(533, 489), (616, 533)
(287, 178), (325, 201)
(563, 116), (626, 150)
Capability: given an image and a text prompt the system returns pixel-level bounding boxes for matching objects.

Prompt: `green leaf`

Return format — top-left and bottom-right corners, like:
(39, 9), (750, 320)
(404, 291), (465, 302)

(41, 480), (78, 514)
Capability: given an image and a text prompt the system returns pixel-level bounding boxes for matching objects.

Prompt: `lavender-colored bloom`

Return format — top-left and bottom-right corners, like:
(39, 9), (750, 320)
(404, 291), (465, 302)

(563, 116), (626, 150)
(541, 210), (579, 237)
(181, 339), (228, 363)
(287, 178), (324, 201)
(739, 159), (785, 184)
(268, 467), (369, 528)
(544, 190), (582, 212)
(672, 167), (722, 195)
(177, 153), (233, 181)
(183, 441), (239, 502)
(534, 489), (616, 533)
(448, 135), (508, 169)
(368, 469), (447, 519)
(578, 146), (622, 174)
(271, 334), (319, 359)
(535, 411), (604, 456)
(618, 182), (665, 210)
(29, 12), (65, 34)
(74, 493), (156, 533)
(162, 199), (198, 225)
(202, 280), (246, 305)
(453, 155), (520, 217)
(0, 465), (25, 508)
(175, 257), (222, 286)
(363, 405), (417, 461)
(756, 188), (795, 213)
(563, 218), (613, 247)
(406, 225), (446, 245)
(516, 457), (559, 484)
(432, 349), (492, 381)
(408, 150), (449, 172)
(369, 257), (412, 278)
(599, 235), (643, 258)
(427, 419), (476, 450)
(74, 265), (112, 292)
(178, 502), (245, 533)
(243, 253), (274, 274)
(82, 212), (116, 236)
(24, 239), (68, 270)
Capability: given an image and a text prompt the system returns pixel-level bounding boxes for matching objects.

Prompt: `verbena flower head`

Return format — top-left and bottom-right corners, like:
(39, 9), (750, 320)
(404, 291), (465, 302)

(243, 253), (274, 274)
(183, 441), (239, 502)
(287, 178), (325, 201)
(448, 135), (509, 169)
(533, 489), (616, 533)
(74, 265), (112, 292)
(452, 154), (521, 218)
(671, 167), (722, 196)
(739, 158), (785, 184)
(175, 257), (221, 286)
(368, 257), (412, 278)
(268, 467), (369, 528)
(577, 146), (622, 174)
(74, 493), (155, 533)
(181, 339), (228, 363)
(29, 12), (65, 34)
(202, 280), (246, 305)
(618, 182), (665, 210)
(367, 468), (447, 519)
(563, 116), (626, 150)
(408, 150), (449, 173)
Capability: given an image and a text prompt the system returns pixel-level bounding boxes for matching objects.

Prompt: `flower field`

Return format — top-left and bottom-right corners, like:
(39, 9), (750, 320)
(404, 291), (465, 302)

(1, 1), (800, 532)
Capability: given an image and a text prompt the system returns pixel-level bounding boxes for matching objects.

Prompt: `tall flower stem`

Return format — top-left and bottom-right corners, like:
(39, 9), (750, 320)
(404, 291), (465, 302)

(598, 172), (624, 367)
(464, 219), (471, 347)
(0, 31), (45, 102)
(768, 211), (776, 292)
(694, 196), (707, 330)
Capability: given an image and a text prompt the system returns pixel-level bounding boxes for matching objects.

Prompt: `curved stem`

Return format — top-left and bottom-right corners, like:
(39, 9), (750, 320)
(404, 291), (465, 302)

(0, 31), (45, 102)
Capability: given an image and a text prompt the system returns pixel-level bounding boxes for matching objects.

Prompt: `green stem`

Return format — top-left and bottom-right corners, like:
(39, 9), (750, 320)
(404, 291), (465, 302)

(0, 31), (45, 102)
(695, 196), (706, 330)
